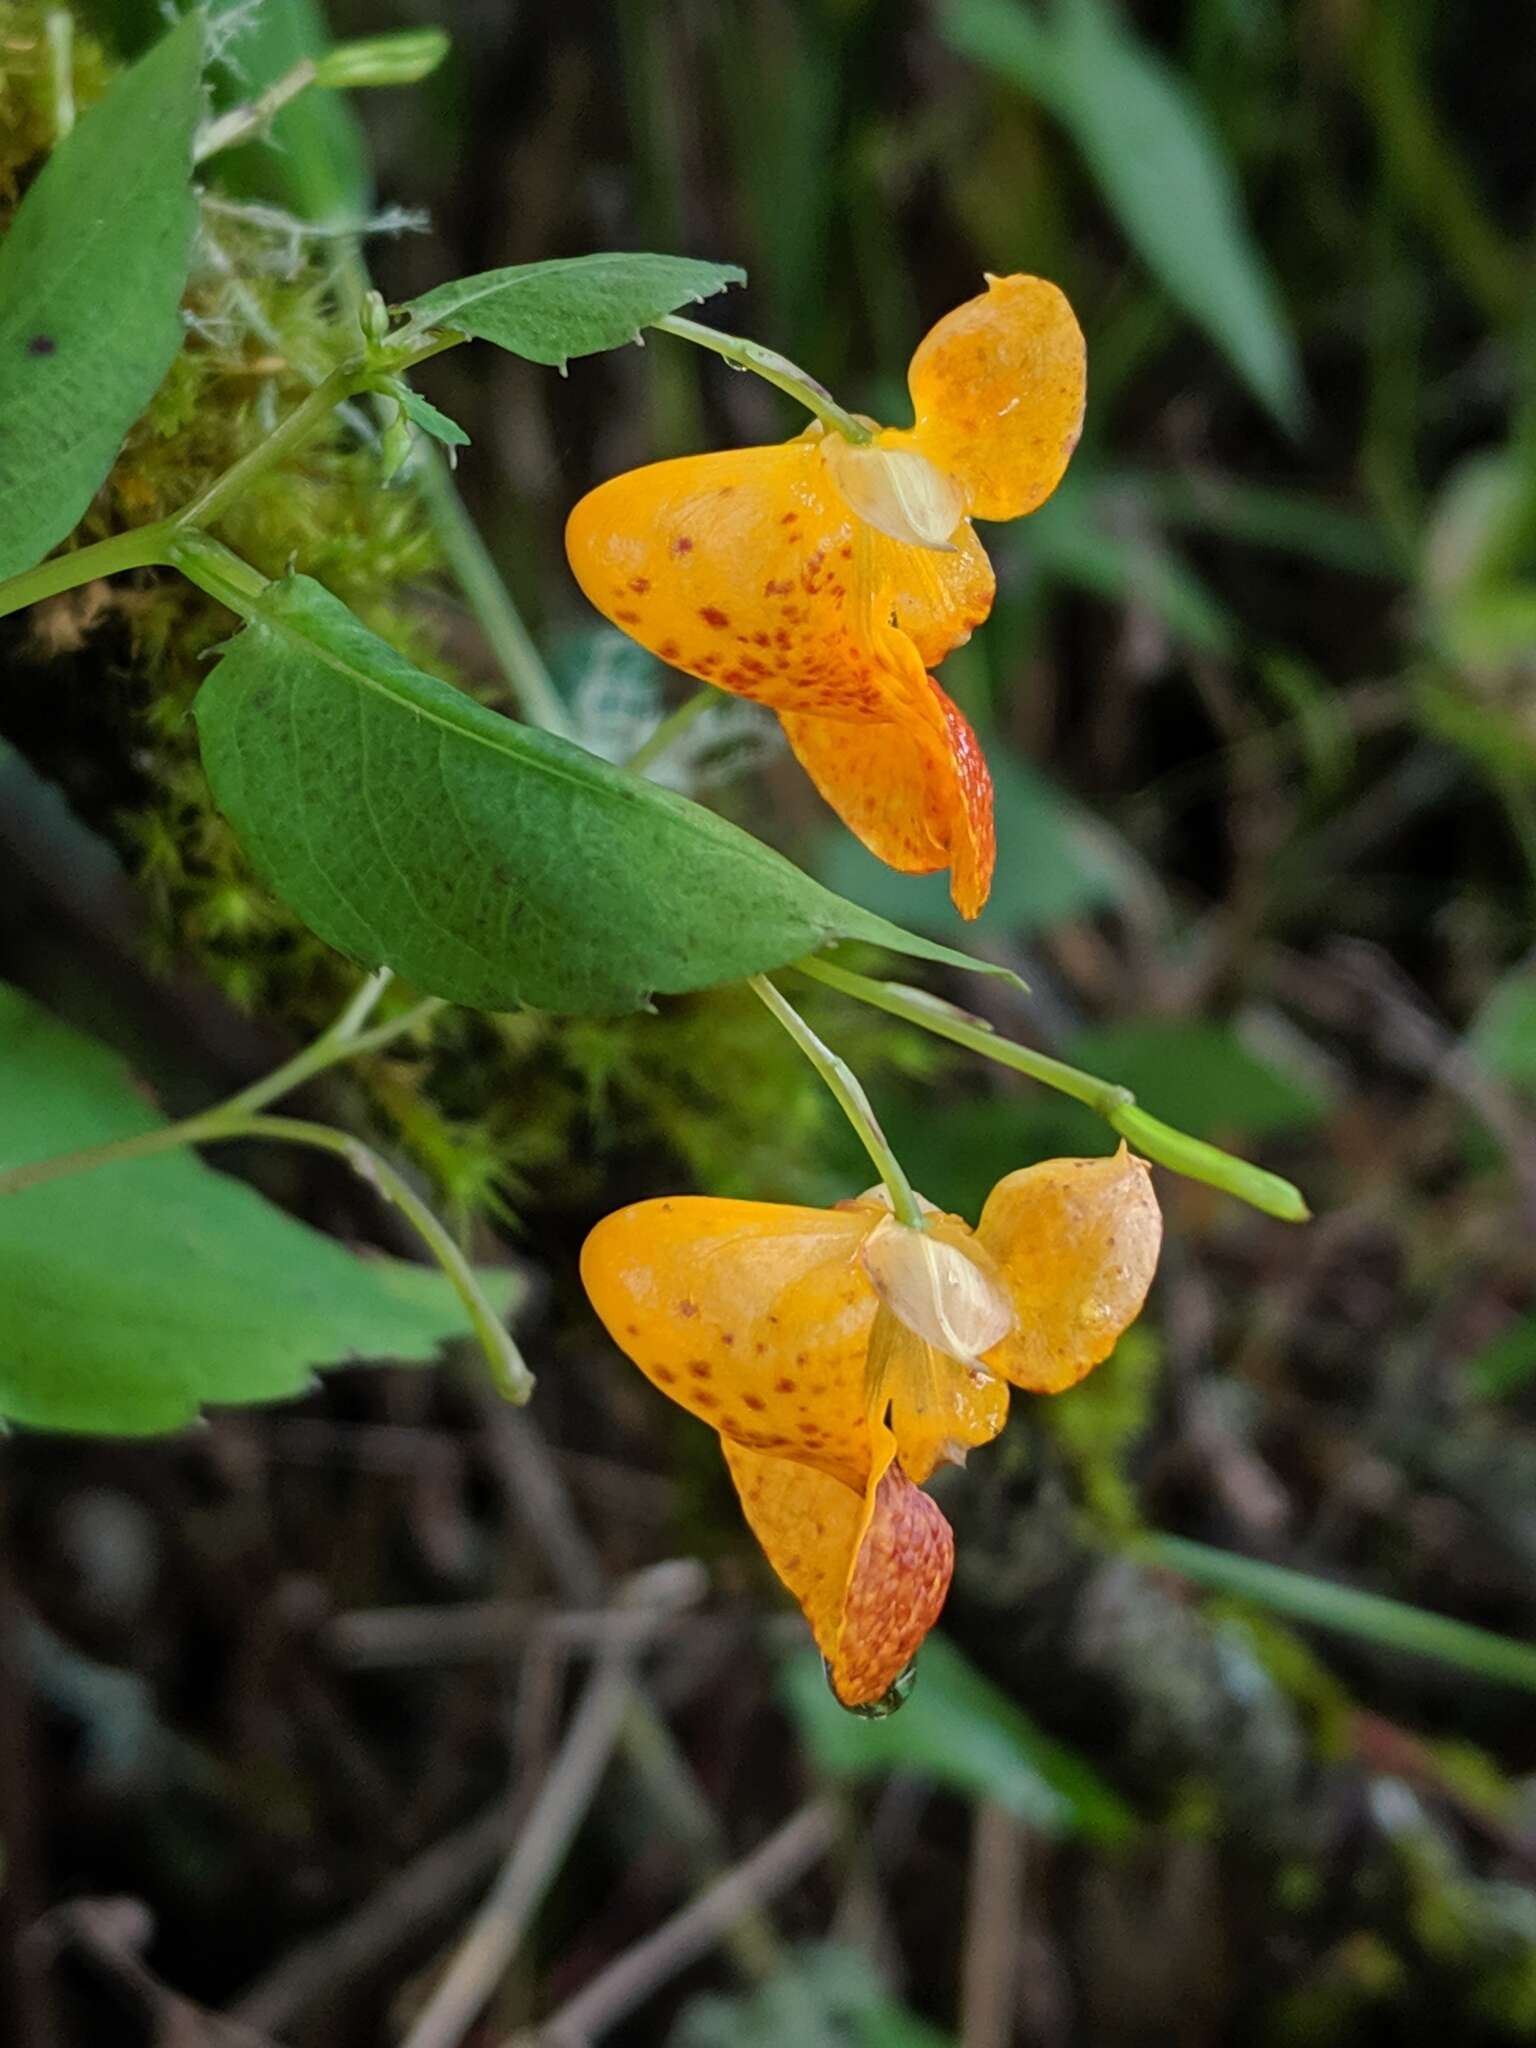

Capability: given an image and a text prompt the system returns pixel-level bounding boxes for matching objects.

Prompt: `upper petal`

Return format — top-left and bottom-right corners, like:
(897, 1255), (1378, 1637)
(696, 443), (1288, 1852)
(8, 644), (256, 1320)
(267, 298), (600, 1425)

(903, 273), (1086, 523)
(976, 1149), (1162, 1393)
(580, 1196), (880, 1489)
(723, 1432), (954, 1708)
(779, 656), (996, 917)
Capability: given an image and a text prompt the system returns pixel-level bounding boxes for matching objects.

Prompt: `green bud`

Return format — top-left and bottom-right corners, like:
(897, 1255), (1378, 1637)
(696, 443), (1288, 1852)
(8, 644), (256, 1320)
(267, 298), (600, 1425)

(378, 400), (412, 482)
(313, 29), (450, 91)
(359, 289), (391, 347)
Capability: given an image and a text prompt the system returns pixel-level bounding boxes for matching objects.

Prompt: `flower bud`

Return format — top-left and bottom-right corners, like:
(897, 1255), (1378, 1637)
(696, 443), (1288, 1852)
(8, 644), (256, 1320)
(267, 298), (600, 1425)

(358, 289), (391, 347)
(314, 30), (450, 91)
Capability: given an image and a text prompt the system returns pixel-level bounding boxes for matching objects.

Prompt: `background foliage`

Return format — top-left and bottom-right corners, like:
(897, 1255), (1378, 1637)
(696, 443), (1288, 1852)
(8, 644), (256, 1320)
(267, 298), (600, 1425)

(2, 1), (1535, 2043)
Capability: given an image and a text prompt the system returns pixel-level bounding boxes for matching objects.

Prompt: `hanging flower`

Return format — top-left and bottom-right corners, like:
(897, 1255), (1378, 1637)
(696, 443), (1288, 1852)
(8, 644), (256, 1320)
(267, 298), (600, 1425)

(581, 1148), (1159, 1708)
(565, 274), (1086, 918)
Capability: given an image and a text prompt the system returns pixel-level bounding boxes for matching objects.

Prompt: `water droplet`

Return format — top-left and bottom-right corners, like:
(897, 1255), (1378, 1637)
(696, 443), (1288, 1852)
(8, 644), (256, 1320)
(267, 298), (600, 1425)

(823, 1655), (919, 1718)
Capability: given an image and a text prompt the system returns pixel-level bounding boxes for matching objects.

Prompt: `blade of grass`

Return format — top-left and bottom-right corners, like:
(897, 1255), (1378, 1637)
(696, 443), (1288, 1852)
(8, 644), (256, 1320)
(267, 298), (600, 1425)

(1141, 1534), (1536, 1694)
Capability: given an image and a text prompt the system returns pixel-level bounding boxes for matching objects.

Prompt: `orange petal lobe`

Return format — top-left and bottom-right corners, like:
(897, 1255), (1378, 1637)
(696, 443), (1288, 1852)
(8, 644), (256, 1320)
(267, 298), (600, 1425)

(566, 440), (899, 720)
(904, 273), (1086, 523)
(780, 663), (995, 917)
(871, 1311), (1011, 1486)
(723, 1435), (954, 1708)
(977, 1149), (1162, 1393)
(580, 1197), (879, 1489)
(868, 516), (996, 670)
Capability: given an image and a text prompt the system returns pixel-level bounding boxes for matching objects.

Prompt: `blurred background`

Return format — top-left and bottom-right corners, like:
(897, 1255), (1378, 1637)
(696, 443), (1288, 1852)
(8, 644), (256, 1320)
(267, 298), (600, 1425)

(3, 0), (1536, 2041)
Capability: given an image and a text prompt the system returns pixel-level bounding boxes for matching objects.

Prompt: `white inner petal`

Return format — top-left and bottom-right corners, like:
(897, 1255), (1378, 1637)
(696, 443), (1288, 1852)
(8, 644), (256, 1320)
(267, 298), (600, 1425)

(821, 439), (966, 553)
(860, 1216), (1015, 1366)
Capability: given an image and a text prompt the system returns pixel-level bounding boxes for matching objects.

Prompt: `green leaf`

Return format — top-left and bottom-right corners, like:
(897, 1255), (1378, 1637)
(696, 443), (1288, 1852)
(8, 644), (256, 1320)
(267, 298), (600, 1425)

(1064, 1019), (1329, 1141)
(944, 0), (1302, 428)
(1463, 1315), (1536, 1401)
(669, 1946), (956, 2048)
(395, 385), (471, 449)
(780, 1636), (1134, 1841)
(0, 11), (204, 580)
(1468, 965), (1536, 1096)
(816, 742), (1131, 942)
(1025, 480), (1237, 655)
(0, 983), (525, 1436)
(403, 253), (746, 370)
(193, 576), (1001, 1014)
(208, 0), (370, 221)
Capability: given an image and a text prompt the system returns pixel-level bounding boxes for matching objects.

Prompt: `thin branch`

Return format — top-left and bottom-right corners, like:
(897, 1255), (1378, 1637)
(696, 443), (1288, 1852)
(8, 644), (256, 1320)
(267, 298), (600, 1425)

(522, 1802), (838, 2047)
(400, 1658), (634, 2048)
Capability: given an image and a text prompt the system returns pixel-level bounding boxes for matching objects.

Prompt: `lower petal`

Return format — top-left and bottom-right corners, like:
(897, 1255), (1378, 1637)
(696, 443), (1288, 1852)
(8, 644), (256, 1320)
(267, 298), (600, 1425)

(780, 667), (995, 917)
(870, 1311), (1012, 1486)
(723, 1433), (954, 1708)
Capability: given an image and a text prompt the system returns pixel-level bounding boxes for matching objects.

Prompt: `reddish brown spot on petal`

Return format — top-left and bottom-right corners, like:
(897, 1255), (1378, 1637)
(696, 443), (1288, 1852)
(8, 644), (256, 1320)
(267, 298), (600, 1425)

(629, 577), (652, 594)
(743, 1393), (767, 1411)
(700, 606), (730, 629)
(615, 609), (641, 624)
(670, 536), (694, 555)
(687, 1360), (712, 1379)
(775, 1377), (797, 1394)
(658, 639), (680, 660)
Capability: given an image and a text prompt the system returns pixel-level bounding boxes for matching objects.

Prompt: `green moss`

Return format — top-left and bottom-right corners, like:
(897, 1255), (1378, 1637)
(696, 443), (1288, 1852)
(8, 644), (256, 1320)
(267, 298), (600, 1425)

(1039, 1323), (1161, 1536)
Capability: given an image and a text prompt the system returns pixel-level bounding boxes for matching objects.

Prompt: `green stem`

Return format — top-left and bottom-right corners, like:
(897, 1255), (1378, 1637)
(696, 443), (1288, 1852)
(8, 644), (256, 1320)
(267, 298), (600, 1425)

(229, 1114), (533, 1404)
(652, 314), (873, 445)
(175, 363), (366, 532)
(796, 957), (1129, 1113)
(412, 448), (575, 738)
(0, 974), (442, 1198)
(795, 957), (1310, 1225)
(194, 56), (317, 164)
(0, 522), (174, 621)
(624, 688), (716, 774)
(749, 974), (924, 1228)
(173, 327), (460, 537)
(44, 7), (74, 139)
(166, 529), (271, 618)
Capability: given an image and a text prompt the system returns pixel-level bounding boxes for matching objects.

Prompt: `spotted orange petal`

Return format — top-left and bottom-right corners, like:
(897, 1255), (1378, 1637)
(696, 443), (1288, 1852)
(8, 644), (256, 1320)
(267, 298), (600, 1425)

(580, 1196), (880, 1491)
(779, 657), (995, 917)
(566, 440), (904, 721)
(976, 1149), (1162, 1393)
(901, 273), (1086, 524)
(723, 1431), (954, 1707)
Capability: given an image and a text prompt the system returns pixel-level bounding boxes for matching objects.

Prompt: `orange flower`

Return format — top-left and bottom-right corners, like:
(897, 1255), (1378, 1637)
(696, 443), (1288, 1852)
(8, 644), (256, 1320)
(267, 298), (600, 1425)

(582, 1149), (1160, 1708)
(565, 274), (1086, 918)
